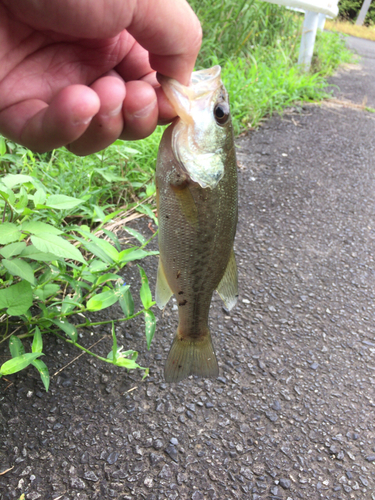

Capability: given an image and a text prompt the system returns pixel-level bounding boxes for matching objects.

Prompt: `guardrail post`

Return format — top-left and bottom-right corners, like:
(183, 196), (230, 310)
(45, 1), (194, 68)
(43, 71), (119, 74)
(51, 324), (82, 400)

(317, 12), (326, 30)
(298, 10), (319, 71)
(356, 0), (372, 25)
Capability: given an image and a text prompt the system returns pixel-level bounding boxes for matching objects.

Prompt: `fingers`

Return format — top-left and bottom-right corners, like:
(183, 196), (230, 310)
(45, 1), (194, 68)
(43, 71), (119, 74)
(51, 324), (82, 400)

(67, 78), (164, 151)
(0, 77), (170, 153)
(0, 0), (202, 153)
(120, 80), (158, 141)
(13, 0), (202, 85)
(129, 0), (202, 85)
(67, 75), (125, 155)
(0, 85), (100, 152)
(114, 40), (176, 124)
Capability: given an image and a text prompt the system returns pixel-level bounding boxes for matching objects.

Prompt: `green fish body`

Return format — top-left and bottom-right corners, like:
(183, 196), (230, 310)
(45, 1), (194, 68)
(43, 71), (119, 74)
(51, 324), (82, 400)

(155, 66), (238, 383)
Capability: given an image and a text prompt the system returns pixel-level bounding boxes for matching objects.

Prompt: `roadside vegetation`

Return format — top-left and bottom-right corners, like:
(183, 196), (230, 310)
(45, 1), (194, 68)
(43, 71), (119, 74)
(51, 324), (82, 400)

(326, 18), (375, 41)
(338, 0), (375, 25)
(329, 0), (375, 40)
(0, 1), (353, 389)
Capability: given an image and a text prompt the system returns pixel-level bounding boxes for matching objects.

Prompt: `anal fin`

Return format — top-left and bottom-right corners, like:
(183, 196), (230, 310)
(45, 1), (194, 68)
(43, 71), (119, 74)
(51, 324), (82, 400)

(216, 249), (238, 311)
(164, 331), (219, 383)
(155, 258), (173, 309)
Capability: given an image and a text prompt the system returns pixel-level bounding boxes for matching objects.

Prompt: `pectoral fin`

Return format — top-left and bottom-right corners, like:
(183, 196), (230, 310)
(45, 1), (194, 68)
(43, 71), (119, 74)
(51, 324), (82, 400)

(155, 258), (173, 309)
(216, 249), (238, 311)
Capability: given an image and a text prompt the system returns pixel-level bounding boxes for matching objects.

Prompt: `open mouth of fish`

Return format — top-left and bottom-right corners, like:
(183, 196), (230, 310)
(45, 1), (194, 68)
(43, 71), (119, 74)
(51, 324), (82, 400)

(158, 66), (231, 189)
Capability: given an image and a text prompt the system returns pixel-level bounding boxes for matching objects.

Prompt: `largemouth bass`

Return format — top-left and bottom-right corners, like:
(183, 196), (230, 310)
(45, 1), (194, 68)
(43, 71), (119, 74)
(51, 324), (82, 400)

(155, 66), (238, 383)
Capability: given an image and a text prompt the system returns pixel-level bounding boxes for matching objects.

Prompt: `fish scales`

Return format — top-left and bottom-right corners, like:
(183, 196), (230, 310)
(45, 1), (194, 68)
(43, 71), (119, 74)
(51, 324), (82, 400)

(155, 66), (238, 383)
(157, 126), (237, 335)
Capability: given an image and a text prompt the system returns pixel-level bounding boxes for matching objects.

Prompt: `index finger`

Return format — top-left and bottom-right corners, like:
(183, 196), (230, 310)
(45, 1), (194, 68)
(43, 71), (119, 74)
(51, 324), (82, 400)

(127, 0), (202, 85)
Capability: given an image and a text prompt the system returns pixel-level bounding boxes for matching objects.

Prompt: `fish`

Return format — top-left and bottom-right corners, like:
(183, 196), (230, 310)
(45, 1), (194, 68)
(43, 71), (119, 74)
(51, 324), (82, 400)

(155, 65), (238, 383)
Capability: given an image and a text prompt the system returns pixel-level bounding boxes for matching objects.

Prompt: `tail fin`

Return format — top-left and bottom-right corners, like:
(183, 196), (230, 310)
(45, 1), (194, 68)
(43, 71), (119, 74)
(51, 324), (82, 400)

(164, 331), (219, 383)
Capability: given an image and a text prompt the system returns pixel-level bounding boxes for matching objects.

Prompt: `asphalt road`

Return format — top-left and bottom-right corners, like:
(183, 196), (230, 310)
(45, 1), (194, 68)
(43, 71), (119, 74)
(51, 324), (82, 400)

(1, 37), (375, 500)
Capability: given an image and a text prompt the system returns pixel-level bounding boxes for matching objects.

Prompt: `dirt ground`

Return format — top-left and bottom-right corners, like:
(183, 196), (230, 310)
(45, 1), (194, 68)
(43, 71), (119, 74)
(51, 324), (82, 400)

(1, 37), (375, 500)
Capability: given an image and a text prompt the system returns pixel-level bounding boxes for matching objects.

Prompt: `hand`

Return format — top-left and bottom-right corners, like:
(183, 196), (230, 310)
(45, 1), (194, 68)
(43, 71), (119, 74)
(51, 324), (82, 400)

(0, 0), (202, 154)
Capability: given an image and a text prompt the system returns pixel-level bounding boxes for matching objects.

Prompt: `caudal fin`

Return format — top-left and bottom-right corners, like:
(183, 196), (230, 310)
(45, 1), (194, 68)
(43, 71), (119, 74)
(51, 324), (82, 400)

(164, 331), (219, 383)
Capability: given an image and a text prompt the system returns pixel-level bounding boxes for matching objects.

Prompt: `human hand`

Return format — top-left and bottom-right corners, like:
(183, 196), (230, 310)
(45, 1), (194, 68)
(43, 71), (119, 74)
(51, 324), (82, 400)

(0, 0), (202, 154)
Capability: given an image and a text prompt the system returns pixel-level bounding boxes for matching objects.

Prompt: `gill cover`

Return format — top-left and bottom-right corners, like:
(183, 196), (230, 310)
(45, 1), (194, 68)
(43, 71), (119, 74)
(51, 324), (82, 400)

(158, 66), (230, 189)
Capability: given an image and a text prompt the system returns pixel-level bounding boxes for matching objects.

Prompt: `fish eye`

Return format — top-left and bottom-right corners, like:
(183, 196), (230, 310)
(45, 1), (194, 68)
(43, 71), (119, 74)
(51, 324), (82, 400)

(214, 102), (230, 125)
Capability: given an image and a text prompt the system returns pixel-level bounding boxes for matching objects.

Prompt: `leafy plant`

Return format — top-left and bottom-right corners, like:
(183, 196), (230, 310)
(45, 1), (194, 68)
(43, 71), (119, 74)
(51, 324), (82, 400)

(0, 172), (159, 388)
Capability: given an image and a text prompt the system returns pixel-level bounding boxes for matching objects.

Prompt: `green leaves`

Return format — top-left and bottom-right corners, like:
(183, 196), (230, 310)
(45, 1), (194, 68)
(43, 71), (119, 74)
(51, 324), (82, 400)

(0, 148), (158, 385)
(0, 353), (43, 376)
(2, 258), (35, 285)
(0, 331), (50, 391)
(9, 335), (24, 357)
(52, 319), (78, 342)
(124, 227), (147, 245)
(22, 221), (63, 235)
(31, 327), (50, 391)
(138, 265), (156, 349)
(86, 289), (118, 312)
(0, 280), (33, 316)
(136, 204), (158, 226)
(0, 136), (6, 156)
(32, 327), (43, 353)
(76, 228), (158, 266)
(19, 245), (59, 261)
(119, 285), (134, 317)
(0, 222), (21, 244)
(138, 265), (153, 309)
(33, 188), (46, 207)
(119, 248), (159, 264)
(32, 359), (50, 392)
(144, 310), (156, 350)
(0, 242), (26, 258)
(31, 233), (85, 263)
(2, 173), (37, 189)
(108, 323), (144, 370)
(44, 194), (84, 210)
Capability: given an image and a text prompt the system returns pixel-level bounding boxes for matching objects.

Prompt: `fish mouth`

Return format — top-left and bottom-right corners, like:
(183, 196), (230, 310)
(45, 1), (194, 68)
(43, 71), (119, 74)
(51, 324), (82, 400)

(157, 66), (222, 104)
(158, 66), (228, 190)
(157, 66), (223, 127)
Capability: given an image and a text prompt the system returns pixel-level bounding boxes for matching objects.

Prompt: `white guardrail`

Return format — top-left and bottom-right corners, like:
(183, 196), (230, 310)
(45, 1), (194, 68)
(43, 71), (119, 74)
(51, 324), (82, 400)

(262, 0), (339, 70)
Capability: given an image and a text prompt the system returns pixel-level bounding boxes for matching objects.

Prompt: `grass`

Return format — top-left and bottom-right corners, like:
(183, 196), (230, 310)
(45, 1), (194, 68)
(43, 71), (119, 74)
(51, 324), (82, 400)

(0, 1), (355, 388)
(326, 18), (375, 41)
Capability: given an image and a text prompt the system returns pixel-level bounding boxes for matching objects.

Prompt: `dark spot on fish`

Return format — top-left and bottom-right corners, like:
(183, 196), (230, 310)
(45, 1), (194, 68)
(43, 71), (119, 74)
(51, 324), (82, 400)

(179, 299), (187, 306)
(172, 178), (189, 190)
(165, 215), (169, 219)
(176, 270), (181, 279)
(178, 291), (184, 295)
(178, 365), (182, 368)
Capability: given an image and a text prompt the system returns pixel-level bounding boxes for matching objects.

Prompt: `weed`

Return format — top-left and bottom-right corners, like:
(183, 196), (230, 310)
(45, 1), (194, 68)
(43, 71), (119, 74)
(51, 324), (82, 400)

(326, 18), (375, 41)
(0, 169), (159, 388)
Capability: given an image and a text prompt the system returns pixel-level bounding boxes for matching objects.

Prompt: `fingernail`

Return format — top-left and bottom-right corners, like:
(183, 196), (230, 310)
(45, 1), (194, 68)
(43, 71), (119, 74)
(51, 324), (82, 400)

(132, 99), (157, 119)
(105, 103), (123, 117)
(73, 114), (95, 126)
